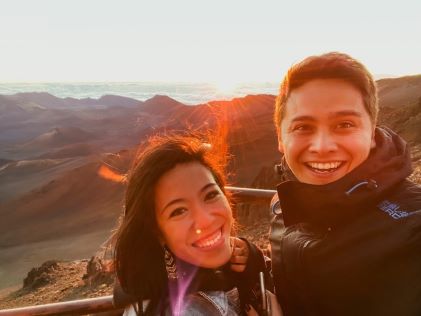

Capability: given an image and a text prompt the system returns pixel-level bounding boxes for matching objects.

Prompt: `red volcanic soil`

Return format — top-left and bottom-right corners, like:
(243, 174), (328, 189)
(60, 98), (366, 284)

(36, 143), (102, 159)
(0, 157), (93, 204)
(0, 153), (131, 289)
(0, 158), (129, 248)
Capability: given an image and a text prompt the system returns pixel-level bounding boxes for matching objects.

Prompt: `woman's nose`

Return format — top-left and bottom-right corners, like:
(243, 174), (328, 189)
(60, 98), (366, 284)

(308, 130), (338, 154)
(192, 205), (213, 232)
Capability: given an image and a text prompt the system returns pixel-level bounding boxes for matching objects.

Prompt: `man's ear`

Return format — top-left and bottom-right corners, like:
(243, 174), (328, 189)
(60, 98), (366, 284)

(370, 128), (376, 149)
(278, 134), (284, 154)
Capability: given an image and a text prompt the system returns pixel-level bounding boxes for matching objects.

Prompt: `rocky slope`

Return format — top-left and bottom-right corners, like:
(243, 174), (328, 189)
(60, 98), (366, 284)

(0, 220), (270, 309)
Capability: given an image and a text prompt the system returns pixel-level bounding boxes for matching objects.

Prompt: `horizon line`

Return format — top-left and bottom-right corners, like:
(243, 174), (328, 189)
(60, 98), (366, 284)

(1, 73), (420, 85)
(0, 80), (280, 85)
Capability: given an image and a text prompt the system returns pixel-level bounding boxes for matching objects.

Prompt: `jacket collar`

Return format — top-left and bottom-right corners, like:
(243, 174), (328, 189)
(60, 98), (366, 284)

(276, 127), (413, 228)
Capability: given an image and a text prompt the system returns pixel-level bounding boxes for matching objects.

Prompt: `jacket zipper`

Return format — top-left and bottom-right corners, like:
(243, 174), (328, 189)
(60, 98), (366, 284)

(298, 237), (319, 315)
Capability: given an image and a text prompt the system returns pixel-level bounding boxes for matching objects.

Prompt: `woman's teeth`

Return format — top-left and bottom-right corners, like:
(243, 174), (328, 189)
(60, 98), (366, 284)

(193, 229), (222, 248)
(307, 161), (342, 172)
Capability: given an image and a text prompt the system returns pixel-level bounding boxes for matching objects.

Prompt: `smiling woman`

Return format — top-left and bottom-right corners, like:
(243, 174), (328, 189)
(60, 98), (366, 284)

(155, 162), (233, 269)
(112, 133), (272, 315)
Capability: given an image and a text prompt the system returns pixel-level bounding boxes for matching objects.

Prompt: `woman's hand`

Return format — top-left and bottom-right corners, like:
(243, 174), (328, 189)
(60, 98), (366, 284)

(230, 237), (250, 272)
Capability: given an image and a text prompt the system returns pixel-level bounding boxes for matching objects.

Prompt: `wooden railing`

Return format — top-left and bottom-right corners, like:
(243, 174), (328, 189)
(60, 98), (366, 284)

(226, 186), (276, 201)
(0, 186), (276, 316)
(0, 296), (121, 316)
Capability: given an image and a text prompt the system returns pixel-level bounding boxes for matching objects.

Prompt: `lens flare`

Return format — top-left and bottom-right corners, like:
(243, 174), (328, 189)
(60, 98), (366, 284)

(97, 165), (125, 183)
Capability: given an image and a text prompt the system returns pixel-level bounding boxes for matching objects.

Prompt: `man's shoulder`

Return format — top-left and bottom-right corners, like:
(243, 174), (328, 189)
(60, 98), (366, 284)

(376, 179), (421, 221)
(386, 179), (421, 208)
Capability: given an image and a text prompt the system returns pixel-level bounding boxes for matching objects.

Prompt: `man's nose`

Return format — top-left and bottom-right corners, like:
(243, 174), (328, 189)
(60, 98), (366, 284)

(308, 130), (338, 154)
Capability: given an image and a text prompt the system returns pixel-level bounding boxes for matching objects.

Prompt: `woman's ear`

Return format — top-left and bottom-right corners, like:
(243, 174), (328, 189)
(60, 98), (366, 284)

(158, 234), (165, 246)
(155, 227), (165, 246)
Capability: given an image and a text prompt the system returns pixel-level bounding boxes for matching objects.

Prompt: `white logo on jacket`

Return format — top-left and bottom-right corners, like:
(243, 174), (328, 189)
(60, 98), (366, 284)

(378, 200), (409, 219)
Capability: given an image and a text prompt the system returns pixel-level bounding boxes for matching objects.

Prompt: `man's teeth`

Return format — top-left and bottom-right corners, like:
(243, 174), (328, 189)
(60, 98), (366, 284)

(194, 229), (222, 248)
(308, 162), (342, 170)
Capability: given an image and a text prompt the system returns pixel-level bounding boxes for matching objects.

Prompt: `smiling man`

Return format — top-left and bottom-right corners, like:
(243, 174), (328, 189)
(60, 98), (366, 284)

(270, 52), (421, 316)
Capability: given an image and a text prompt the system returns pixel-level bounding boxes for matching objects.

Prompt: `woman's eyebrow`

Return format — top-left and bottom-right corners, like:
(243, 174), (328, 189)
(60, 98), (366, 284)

(161, 198), (184, 215)
(200, 182), (217, 193)
(161, 183), (218, 214)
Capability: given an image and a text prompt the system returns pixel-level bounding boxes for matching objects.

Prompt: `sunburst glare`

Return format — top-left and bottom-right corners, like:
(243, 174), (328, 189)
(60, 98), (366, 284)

(212, 79), (240, 95)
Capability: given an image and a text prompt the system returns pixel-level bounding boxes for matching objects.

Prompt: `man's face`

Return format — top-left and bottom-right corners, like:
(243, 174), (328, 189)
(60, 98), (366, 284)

(278, 79), (375, 185)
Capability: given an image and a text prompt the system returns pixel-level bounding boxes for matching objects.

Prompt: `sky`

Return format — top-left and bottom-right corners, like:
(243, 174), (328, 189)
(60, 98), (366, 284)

(0, 0), (420, 83)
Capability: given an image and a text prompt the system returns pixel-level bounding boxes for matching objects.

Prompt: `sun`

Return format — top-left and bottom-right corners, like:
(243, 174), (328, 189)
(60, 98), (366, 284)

(213, 79), (239, 94)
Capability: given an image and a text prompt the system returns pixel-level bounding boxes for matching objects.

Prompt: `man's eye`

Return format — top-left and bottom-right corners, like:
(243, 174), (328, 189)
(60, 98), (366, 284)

(292, 124), (312, 132)
(337, 122), (354, 129)
(169, 207), (187, 218)
(205, 190), (220, 201)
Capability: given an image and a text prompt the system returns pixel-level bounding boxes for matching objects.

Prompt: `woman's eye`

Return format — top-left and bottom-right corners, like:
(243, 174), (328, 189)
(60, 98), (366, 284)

(169, 207), (187, 218)
(205, 190), (220, 201)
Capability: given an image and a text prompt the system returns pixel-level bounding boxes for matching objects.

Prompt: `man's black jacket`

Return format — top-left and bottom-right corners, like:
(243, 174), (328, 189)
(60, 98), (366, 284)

(270, 127), (421, 316)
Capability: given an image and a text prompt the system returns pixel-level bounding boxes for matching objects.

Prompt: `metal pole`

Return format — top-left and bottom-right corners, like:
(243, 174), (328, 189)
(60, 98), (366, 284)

(0, 295), (122, 316)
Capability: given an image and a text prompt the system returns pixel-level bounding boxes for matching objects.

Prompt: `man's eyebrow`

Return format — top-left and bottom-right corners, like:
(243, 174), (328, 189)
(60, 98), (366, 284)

(160, 182), (218, 215)
(290, 115), (316, 123)
(290, 111), (362, 123)
(328, 110), (363, 118)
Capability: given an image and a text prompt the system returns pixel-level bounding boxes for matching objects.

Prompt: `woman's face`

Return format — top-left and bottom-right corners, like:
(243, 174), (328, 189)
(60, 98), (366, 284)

(155, 162), (233, 268)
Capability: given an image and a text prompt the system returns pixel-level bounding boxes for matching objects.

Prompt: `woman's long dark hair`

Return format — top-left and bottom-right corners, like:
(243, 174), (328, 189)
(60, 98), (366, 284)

(113, 132), (229, 315)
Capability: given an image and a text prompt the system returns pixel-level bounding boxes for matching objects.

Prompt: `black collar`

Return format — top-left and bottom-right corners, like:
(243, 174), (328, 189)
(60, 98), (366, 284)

(168, 259), (237, 295)
(276, 127), (412, 228)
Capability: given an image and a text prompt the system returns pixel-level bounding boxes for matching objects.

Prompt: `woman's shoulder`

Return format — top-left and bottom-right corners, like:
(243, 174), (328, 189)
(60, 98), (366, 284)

(182, 289), (241, 316)
(122, 290), (241, 315)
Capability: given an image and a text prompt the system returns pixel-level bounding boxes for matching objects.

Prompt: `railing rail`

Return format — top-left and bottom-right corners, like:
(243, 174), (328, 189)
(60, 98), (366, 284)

(226, 186), (276, 200)
(0, 295), (121, 316)
(227, 186), (276, 204)
(0, 186), (276, 315)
